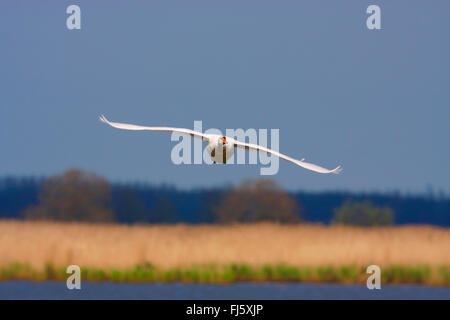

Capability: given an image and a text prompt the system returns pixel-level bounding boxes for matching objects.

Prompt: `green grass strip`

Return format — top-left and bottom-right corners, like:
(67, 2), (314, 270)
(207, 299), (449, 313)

(0, 262), (448, 285)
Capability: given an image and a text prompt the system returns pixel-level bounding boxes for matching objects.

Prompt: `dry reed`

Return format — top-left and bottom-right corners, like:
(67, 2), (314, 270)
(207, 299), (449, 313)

(0, 220), (449, 271)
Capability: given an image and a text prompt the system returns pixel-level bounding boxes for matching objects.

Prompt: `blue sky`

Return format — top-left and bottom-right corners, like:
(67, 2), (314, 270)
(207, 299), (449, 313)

(1, 1), (449, 193)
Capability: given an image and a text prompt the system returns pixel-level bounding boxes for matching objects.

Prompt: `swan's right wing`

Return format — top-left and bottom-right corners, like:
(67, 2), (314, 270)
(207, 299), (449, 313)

(232, 139), (342, 174)
(99, 115), (210, 141)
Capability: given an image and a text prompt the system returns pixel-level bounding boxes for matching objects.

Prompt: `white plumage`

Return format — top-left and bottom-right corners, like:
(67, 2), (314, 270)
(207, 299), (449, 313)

(99, 115), (342, 174)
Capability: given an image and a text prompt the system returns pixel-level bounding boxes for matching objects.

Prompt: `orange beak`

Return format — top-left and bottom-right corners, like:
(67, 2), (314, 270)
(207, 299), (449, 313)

(222, 137), (227, 144)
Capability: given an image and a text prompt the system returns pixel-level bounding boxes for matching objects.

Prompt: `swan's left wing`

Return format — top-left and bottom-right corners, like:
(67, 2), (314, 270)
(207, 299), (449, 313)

(231, 138), (342, 174)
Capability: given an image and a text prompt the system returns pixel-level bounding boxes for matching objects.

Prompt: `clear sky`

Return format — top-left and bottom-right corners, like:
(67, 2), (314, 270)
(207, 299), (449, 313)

(1, 1), (449, 194)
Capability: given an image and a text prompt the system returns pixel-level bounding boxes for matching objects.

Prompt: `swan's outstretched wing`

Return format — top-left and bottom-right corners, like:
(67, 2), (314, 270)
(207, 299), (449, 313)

(231, 138), (342, 174)
(99, 115), (210, 141)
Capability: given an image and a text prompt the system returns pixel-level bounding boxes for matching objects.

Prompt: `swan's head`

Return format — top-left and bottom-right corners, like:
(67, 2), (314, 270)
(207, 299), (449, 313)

(219, 136), (227, 145)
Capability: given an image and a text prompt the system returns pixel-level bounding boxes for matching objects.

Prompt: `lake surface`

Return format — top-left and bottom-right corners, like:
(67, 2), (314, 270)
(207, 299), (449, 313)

(0, 281), (449, 300)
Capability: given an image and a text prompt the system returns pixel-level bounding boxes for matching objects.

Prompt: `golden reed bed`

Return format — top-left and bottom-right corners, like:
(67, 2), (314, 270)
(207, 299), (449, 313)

(0, 220), (449, 271)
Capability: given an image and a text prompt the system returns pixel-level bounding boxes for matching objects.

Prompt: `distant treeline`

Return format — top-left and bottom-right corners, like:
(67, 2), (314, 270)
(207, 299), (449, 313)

(0, 172), (449, 226)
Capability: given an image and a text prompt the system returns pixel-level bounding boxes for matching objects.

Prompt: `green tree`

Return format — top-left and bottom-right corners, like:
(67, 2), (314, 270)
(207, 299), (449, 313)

(213, 179), (301, 224)
(333, 200), (394, 226)
(24, 169), (114, 222)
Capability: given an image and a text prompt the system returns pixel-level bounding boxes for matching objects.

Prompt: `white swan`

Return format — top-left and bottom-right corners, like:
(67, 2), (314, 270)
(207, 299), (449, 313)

(99, 115), (342, 174)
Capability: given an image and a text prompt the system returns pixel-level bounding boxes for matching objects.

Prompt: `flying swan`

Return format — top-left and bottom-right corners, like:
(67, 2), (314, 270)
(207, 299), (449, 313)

(99, 115), (342, 174)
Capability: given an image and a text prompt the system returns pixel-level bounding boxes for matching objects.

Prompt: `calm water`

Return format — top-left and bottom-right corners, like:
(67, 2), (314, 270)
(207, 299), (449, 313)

(0, 281), (449, 300)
